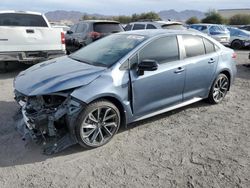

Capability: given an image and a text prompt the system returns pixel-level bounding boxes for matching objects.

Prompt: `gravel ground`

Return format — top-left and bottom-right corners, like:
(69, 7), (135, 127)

(0, 51), (250, 188)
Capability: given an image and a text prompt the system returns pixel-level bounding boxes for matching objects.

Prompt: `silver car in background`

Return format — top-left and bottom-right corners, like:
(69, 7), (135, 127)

(125, 21), (186, 31)
(14, 29), (237, 154)
(190, 24), (230, 46)
(227, 27), (250, 49)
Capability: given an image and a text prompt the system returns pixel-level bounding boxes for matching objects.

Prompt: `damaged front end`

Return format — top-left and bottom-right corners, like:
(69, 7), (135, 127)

(14, 90), (84, 155)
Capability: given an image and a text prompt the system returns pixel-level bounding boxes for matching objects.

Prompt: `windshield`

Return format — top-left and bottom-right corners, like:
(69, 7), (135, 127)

(70, 34), (147, 67)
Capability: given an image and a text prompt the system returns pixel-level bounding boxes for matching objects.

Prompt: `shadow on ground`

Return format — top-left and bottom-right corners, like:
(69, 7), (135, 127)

(0, 62), (31, 79)
(236, 64), (250, 80)
(0, 99), (210, 168)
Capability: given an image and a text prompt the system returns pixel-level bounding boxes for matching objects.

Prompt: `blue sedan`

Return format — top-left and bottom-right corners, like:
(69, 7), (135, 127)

(14, 29), (237, 154)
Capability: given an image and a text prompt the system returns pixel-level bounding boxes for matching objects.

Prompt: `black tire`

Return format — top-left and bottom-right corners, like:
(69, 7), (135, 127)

(75, 100), (120, 149)
(207, 73), (229, 104)
(231, 40), (243, 50)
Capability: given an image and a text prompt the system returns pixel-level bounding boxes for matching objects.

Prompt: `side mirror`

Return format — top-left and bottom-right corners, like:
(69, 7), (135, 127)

(67, 30), (73, 34)
(138, 59), (158, 76)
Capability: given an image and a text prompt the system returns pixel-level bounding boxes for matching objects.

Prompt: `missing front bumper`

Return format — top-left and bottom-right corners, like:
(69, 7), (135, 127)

(15, 94), (83, 155)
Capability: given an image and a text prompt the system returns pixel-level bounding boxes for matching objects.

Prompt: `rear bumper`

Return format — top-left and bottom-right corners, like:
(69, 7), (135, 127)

(220, 41), (230, 46)
(0, 50), (66, 64)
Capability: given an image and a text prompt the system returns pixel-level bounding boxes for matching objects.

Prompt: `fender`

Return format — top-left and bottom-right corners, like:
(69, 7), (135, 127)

(70, 71), (134, 123)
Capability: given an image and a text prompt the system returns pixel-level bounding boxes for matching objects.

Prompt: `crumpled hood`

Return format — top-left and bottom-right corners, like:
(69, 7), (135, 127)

(14, 56), (106, 96)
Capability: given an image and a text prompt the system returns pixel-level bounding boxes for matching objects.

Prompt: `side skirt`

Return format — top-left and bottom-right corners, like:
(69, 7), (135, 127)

(134, 97), (203, 122)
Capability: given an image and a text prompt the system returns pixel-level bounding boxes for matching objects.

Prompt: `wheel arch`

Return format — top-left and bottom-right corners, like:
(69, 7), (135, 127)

(90, 95), (127, 128)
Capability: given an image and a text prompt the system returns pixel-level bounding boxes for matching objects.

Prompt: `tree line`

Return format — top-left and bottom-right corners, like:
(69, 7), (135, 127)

(82, 10), (250, 25)
(82, 12), (161, 24)
(186, 10), (250, 25)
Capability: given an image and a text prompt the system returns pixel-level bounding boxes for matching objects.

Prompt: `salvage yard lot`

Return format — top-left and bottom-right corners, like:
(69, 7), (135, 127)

(0, 51), (250, 187)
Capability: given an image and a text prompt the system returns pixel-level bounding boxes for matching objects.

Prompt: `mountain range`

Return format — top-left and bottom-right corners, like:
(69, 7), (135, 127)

(45, 10), (205, 23)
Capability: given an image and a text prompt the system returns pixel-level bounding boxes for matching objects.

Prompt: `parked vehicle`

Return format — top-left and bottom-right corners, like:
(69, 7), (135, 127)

(0, 11), (66, 64)
(65, 20), (124, 54)
(227, 27), (250, 49)
(124, 20), (186, 31)
(239, 25), (250, 31)
(14, 29), (237, 154)
(189, 24), (230, 46)
(52, 25), (70, 33)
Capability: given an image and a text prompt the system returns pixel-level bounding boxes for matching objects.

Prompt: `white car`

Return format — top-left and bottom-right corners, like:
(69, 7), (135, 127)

(0, 11), (66, 65)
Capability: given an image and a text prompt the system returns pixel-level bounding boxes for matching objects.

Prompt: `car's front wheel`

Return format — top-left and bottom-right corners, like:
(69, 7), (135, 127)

(75, 100), (121, 149)
(207, 73), (230, 104)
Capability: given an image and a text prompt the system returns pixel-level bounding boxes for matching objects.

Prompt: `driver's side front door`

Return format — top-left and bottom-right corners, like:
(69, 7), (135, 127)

(130, 36), (186, 118)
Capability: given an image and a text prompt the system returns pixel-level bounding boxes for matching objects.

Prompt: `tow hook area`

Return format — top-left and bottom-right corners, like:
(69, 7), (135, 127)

(15, 96), (83, 155)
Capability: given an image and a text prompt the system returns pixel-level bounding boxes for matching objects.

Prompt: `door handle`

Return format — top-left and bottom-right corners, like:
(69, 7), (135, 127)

(208, 58), (215, 64)
(174, 67), (185, 73)
(26, 29), (34, 34)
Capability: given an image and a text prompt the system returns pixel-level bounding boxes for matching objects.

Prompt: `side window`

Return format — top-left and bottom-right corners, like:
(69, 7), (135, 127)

(182, 35), (205, 58)
(139, 36), (179, 64)
(146, 24), (156, 29)
(192, 25), (207, 31)
(75, 23), (86, 33)
(124, 24), (132, 31)
(70, 24), (78, 33)
(133, 24), (145, 30)
(203, 38), (215, 54)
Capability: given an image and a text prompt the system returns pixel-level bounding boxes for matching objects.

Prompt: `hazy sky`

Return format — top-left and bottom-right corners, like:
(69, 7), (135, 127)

(1, 0), (250, 15)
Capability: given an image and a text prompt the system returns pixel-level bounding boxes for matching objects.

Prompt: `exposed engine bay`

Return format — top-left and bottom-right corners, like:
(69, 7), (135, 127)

(15, 90), (84, 154)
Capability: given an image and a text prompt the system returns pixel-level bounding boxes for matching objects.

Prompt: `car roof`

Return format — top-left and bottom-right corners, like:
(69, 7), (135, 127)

(129, 21), (182, 26)
(118, 29), (200, 38)
(0, 10), (42, 15)
(79, 20), (120, 24)
(191, 23), (224, 26)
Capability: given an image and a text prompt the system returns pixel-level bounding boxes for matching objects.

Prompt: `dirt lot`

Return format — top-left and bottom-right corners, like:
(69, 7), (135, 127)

(0, 51), (250, 188)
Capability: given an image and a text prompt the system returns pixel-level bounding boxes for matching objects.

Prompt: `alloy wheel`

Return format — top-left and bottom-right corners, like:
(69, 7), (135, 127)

(80, 106), (119, 146)
(212, 75), (229, 103)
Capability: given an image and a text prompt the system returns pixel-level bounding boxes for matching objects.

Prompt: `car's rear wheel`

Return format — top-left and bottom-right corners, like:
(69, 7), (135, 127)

(231, 40), (243, 50)
(207, 73), (229, 104)
(75, 100), (120, 149)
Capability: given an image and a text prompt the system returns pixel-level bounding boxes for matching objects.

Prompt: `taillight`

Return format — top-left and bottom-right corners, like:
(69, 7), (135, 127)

(232, 52), (237, 59)
(88, 32), (101, 39)
(61, 32), (65, 44)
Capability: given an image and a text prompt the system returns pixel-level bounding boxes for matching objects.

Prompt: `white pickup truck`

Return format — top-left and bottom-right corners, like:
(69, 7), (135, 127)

(0, 11), (66, 65)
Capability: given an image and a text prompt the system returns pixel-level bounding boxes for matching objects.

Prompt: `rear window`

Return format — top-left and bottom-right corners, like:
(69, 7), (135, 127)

(209, 26), (228, 35)
(93, 23), (123, 33)
(0, 13), (48, 27)
(133, 24), (145, 30)
(162, 24), (186, 30)
(182, 35), (205, 58)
